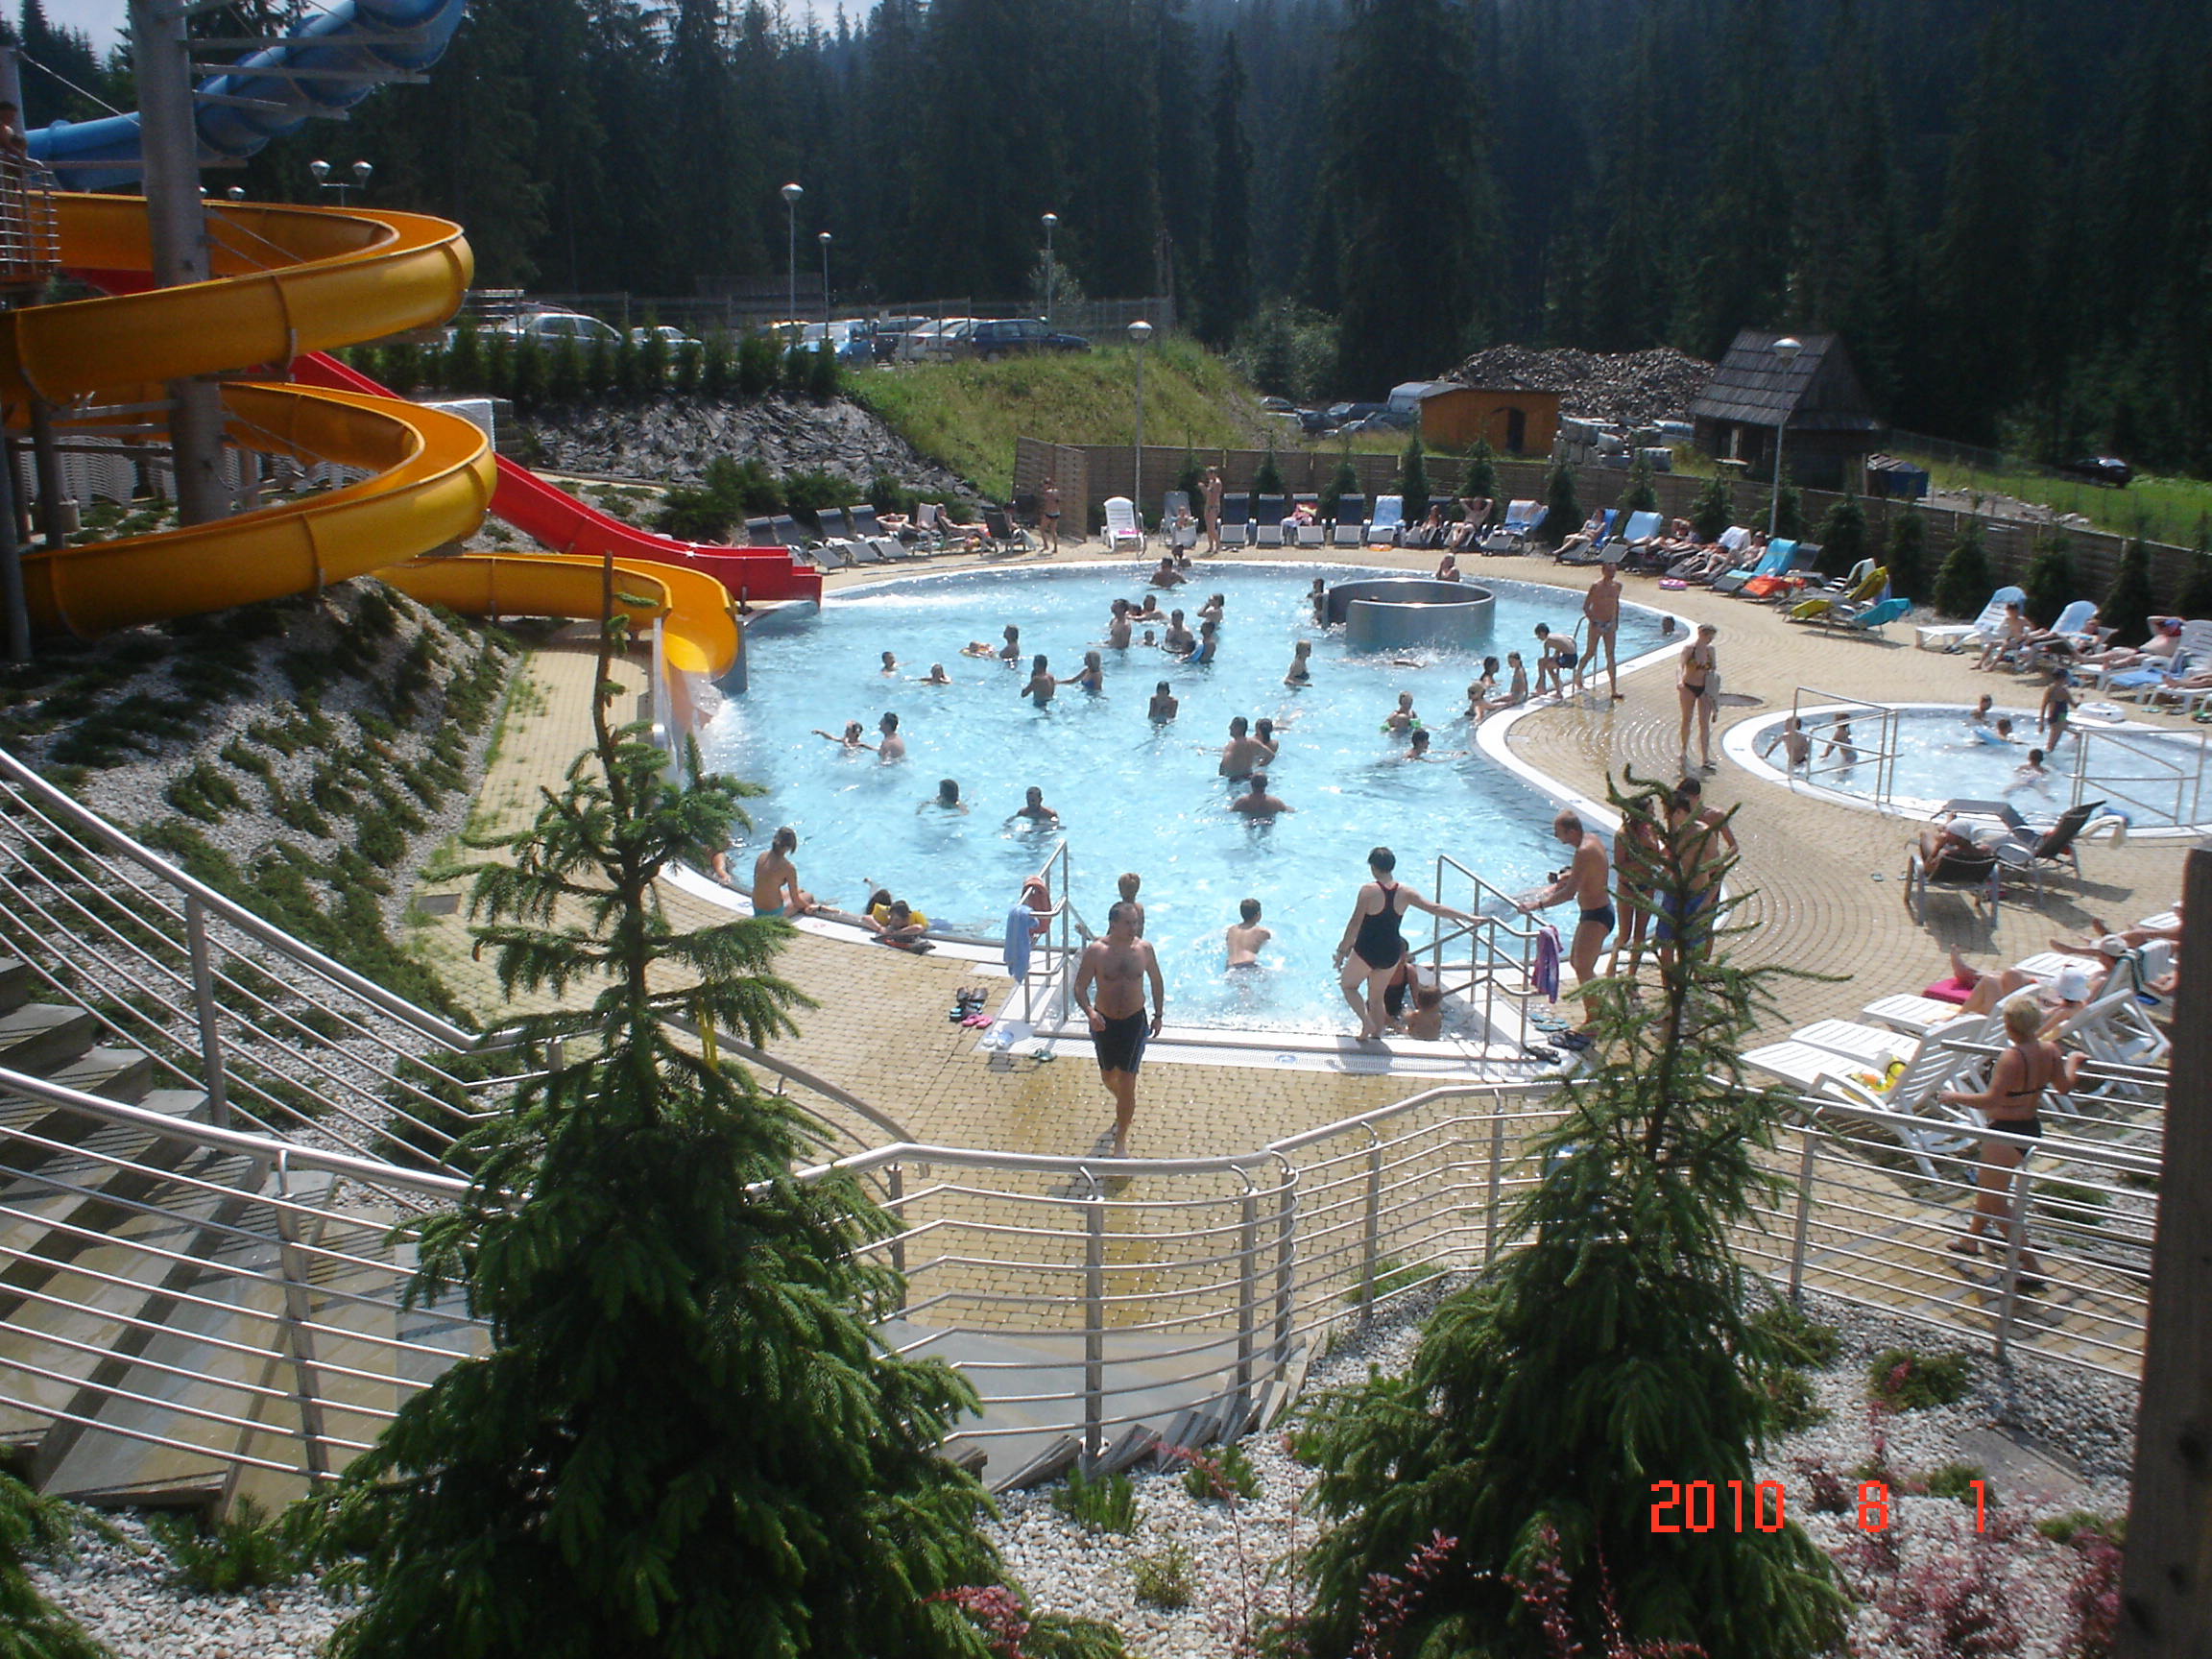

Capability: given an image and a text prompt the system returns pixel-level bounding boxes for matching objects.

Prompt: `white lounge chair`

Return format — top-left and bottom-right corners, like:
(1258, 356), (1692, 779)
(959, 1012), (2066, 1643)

(1366, 495), (1404, 545)
(1102, 495), (1145, 557)
(1744, 1012), (1990, 1177)
(1913, 585), (2025, 653)
(1483, 500), (1544, 554)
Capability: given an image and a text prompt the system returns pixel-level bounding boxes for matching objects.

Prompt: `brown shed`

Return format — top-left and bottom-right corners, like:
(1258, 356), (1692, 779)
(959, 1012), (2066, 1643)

(1418, 385), (1560, 456)
(1689, 329), (1887, 492)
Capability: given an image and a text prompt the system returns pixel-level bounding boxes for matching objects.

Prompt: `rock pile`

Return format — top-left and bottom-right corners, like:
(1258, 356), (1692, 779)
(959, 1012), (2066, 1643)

(521, 395), (974, 497)
(1446, 345), (1715, 429)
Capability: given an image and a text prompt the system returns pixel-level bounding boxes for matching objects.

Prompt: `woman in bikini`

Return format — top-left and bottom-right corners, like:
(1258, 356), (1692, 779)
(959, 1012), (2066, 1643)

(1936, 996), (2083, 1292)
(1072, 650), (1105, 693)
(1676, 622), (1719, 773)
(1332, 846), (1477, 1041)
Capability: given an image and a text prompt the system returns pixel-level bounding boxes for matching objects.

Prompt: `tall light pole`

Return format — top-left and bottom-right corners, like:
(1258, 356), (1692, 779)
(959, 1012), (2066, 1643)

(1041, 212), (1058, 325)
(817, 230), (832, 328)
(309, 157), (373, 206)
(1128, 318), (1153, 519)
(1767, 334), (1801, 541)
(780, 181), (804, 332)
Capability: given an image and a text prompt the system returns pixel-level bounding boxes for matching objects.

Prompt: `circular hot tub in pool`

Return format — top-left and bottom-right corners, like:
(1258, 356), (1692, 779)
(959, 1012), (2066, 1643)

(1323, 578), (1496, 654)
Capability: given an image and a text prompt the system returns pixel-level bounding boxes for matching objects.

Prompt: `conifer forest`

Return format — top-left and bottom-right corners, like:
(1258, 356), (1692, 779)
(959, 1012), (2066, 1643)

(13, 0), (2211, 474)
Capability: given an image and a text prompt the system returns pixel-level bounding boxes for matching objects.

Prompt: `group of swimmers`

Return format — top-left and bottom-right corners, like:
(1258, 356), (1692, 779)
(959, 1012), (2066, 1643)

(1760, 691), (2066, 796)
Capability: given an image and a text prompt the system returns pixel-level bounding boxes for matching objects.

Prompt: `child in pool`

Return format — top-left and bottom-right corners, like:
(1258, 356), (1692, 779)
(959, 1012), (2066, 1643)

(1466, 658), (1501, 719)
(1503, 652), (1530, 706)
(1383, 691), (1421, 735)
(1285, 640), (1313, 685)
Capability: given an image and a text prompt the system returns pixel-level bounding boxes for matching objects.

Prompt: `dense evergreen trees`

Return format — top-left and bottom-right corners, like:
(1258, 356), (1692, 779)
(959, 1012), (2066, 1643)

(17, 0), (2212, 471)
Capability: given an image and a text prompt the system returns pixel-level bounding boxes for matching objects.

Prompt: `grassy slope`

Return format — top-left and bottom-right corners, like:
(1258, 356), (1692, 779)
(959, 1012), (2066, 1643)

(852, 338), (1310, 500)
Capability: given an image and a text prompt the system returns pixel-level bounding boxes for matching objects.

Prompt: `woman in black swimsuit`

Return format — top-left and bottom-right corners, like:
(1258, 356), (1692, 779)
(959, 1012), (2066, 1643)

(1937, 997), (2082, 1292)
(1676, 622), (1719, 772)
(1333, 846), (1478, 1041)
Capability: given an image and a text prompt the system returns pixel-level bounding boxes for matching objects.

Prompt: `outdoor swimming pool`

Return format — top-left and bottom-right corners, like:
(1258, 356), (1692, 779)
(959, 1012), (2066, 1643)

(1728, 704), (2212, 832)
(701, 562), (1674, 1032)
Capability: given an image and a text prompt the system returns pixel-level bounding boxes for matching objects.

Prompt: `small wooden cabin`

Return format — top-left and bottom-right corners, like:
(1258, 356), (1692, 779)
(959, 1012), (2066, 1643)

(1417, 384), (1560, 456)
(1689, 330), (1887, 492)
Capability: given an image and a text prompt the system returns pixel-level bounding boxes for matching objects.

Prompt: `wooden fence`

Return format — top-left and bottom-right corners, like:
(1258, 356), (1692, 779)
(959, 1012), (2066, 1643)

(1014, 437), (2211, 618)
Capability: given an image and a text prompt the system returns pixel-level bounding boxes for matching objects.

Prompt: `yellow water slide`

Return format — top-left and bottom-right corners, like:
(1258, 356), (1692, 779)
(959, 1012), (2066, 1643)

(379, 553), (738, 732)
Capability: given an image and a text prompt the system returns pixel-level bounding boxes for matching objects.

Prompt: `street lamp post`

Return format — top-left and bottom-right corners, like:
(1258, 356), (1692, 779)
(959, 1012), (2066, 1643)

(1041, 212), (1058, 325)
(1767, 334), (1801, 541)
(308, 158), (373, 206)
(1128, 318), (1153, 520)
(780, 182), (804, 333)
(818, 231), (832, 329)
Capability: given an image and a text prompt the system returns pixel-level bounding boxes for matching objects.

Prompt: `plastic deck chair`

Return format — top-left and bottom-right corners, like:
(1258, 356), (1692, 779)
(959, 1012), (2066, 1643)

(1614, 510), (1663, 563)
(1789, 563), (1887, 621)
(1997, 799), (2105, 899)
(1914, 585), (2024, 652)
(984, 508), (1031, 554)
(815, 507), (854, 542)
(1712, 538), (1793, 594)
(1102, 495), (1145, 556)
(1330, 494), (1367, 547)
(1219, 491), (1250, 545)
(1485, 499), (1539, 553)
(1365, 495), (1404, 544)
(1253, 493), (1286, 547)
(743, 516), (778, 547)
(1904, 841), (2000, 920)
(1824, 594), (1911, 635)
(850, 505), (885, 540)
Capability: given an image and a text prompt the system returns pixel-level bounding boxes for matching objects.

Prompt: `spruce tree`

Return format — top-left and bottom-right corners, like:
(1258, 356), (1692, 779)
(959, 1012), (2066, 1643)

(1321, 453), (1358, 523)
(1400, 436), (1431, 525)
(1689, 472), (1733, 542)
(1296, 777), (1846, 1659)
(1767, 469), (1805, 542)
(0, 1475), (103, 1659)
(1884, 501), (1928, 603)
(2021, 529), (2076, 627)
(1617, 450), (1660, 516)
(1461, 437), (1499, 507)
(1931, 517), (1993, 619)
(1540, 463), (1581, 549)
(1254, 447), (1285, 500)
(1195, 34), (1255, 350)
(2176, 519), (2212, 616)
(2103, 536), (2155, 644)
(1813, 489), (1867, 578)
(306, 590), (1004, 1658)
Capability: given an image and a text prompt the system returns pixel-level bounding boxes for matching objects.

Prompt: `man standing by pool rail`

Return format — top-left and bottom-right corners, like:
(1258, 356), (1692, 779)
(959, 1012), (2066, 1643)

(1072, 901), (1165, 1156)
(1517, 809), (1613, 1048)
(1582, 558), (1623, 700)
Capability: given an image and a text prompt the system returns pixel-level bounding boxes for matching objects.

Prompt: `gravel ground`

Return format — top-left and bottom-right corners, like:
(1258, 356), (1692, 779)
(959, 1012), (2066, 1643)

(22, 1278), (2134, 1656)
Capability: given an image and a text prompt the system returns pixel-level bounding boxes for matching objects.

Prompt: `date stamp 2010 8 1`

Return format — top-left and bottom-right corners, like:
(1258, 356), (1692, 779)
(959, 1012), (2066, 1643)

(1648, 1479), (1987, 1534)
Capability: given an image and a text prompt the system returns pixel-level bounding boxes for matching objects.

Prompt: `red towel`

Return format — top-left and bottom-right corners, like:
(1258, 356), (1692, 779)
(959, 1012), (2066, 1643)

(1921, 975), (1975, 1004)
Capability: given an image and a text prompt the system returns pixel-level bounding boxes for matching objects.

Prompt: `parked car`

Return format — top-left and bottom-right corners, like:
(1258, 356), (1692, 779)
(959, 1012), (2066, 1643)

(629, 324), (702, 350)
(871, 315), (932, 361)
(790, 320), (876, 366)
(487, 309), (624, 348)
(896, 318), (974, 362)
(1297, 408), (1338, 435)
(1327, 401), (1389, 426)
(963, 318), (1092, 359)
(1259, 396), (1296, 413)
(2063, 455), (2132, 488)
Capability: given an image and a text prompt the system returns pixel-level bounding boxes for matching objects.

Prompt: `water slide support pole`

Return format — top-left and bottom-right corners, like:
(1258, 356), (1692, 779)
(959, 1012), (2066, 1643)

(0, 395), (25, 661)
(27, 400), (67, 548)
(131, 0), (229, 528)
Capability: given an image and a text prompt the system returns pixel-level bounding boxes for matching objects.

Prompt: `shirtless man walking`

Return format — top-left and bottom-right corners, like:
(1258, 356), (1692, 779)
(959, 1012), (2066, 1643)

(1582, 560), (1624, 699)
(1071, 901), (1165, 1156)
(750, 827), (818, 919)
(1517, 809), (1613, 1047)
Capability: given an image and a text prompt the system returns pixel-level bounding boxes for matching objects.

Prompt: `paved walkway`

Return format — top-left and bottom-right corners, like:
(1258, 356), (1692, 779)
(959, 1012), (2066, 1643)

(414, 537), (2191, 1165)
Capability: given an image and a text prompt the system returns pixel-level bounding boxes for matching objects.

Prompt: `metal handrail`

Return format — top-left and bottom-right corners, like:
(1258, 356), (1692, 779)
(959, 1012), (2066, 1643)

(2063, 720), (2207, 829)
(1791, 688), (1900, 804)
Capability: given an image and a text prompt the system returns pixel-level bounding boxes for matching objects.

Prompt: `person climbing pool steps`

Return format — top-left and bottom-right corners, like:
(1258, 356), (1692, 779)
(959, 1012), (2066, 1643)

(1334, 846), (1477, 1042)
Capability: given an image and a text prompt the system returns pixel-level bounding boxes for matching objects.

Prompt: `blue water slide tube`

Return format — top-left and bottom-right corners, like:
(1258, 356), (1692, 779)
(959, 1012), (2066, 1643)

(26, 0), (468, 192)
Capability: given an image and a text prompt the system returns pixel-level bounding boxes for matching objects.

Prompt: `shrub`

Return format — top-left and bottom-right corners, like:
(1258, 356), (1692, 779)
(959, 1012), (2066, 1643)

(672, 339), (703, 395)
(546, 336), (587, 405)
(1767, 469), (1805, 541)
(1886, 501), (1929, 601)
(702, 331), (736, 397)
(586, 332), (615, 397)
(1931, 517), (1993, 619)
(1617, 448), (1660, 516)
(1689, 471), (1733, 541)
(2103, 536), (2155, 643)
(868, 472), (918, 517)
(1049, 1464), (1138, 1535)
(1866, 1511), (2026, 1659)
(1400, 436), (1431, 525)
(1540, 462), (1581, 547)
(2061, 1527), (2123, 1659)
(147, 1496), (301, 1594)
(1922, 1462), (1991, 1505)
(781, 335), (813, 395)
(782, 469), (853, 518)
(1814, 489), (1867, 577)
(2037, 1510), (2125, 1547)
(1174, 452), (1204, 516)
(1254, 447), (1285, 499)
(357, 809), (407, 870)
(509, 335), (548, 411)
(1130, 1539), (1191, 1609)
(0, 1473), (104, 1658)
(1867, 1347), (1972, 1410)
(1461, 436), (1499, 506)
(1319, 455), (1358, 523)
(1181, 1439), (1261, 1503)
(2174, 517), (2212, 614)
(1747, 1302), (1841, 1368)
(2022, 529), (2077, 626)
(1764, 1368), (1829, 1434)
(637, 325), (669, 392)
(166, 760), (242, 823)
(805, 341), (840, 400)
(445, 323), (484, 393)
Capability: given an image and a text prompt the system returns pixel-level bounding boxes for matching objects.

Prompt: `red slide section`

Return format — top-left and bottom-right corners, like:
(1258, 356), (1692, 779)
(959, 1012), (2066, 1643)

(294, 351), (823, 605)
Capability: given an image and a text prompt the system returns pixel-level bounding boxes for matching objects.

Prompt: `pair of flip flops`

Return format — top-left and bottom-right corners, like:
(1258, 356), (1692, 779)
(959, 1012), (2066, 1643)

(949, 988), (991, 1026)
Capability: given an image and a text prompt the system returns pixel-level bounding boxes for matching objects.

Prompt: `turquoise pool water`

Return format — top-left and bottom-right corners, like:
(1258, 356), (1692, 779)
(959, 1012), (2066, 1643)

(1753, 706), (2210, 830)
(701, 563), (1671, 1031)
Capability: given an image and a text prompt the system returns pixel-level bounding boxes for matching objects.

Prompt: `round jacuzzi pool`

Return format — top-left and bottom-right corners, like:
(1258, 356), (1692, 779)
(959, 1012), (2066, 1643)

(703, 562), (1674, 1032)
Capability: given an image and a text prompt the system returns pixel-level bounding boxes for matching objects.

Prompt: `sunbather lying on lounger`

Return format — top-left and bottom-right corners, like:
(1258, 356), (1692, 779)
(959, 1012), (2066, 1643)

(2073, 615), (2183, 671)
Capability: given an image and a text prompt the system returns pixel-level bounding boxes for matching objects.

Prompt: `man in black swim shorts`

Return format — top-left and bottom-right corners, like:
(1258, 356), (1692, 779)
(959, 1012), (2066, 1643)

(1072, 901), (1165, 1156)
(1517, 809), (1614, 1046)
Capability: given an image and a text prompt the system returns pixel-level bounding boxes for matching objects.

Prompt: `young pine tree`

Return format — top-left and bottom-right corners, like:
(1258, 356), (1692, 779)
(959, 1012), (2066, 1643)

(2103, 536), (2156, 644)
(307, 590), (1002, 1658)
(2021, 528), (2077, 626)
(2175, 517), (2212, 616)
(0, 1475), (104, 1659)
(1814, 489), (1867, 578)
(1254, 446), (1285, 500)
(1884, 501), (1929, 602)
(1321, 453), (1358, 523)
(1931, 517), (1994, 619)
(1767, 469), (1805, 541)
(1400, 436), (1431, 526)
(1689, 471), (1734, 542)
(1462, 437), (1500, 507)
(1540, 463), (1582, 549)
(1617, 449), (1660, 516)
(1297, 776), (1845, 1659)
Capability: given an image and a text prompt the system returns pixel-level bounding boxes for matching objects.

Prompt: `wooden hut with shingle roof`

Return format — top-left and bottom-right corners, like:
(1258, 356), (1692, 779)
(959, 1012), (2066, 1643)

(1689, 329), (1887, 491)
